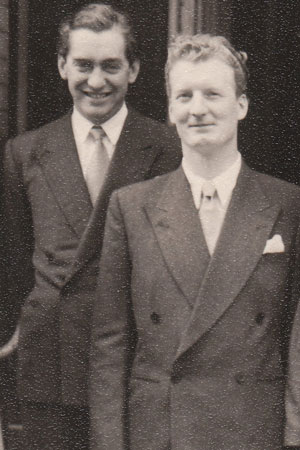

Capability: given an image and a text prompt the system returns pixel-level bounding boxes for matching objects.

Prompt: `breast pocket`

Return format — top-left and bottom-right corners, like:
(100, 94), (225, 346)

(256, 252), (290, 291)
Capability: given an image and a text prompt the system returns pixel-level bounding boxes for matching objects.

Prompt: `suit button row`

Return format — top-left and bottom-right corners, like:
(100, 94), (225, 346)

(171, 373), (248, 385)
(150, 313), (264, 326)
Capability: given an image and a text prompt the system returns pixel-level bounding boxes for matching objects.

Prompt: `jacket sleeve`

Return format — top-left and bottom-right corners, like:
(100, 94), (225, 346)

(1, 139), (34, 343)
(285, 223), (300, 446)
(89, 190), (134, 450)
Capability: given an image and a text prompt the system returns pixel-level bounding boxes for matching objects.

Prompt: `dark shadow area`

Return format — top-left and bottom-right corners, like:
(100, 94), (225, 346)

(230, 0), (300, 184)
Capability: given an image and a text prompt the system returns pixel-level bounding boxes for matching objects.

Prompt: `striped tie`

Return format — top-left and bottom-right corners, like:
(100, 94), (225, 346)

(86, 126), (110, 206)
(199, 181), (223, 255)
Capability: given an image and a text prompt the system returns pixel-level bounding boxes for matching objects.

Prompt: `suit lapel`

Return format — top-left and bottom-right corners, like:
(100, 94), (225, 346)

(146, 168), (210, 307)
(74, 108), (166, 270)
(36, 114), (92, 238)
(176, 163), (281, 357)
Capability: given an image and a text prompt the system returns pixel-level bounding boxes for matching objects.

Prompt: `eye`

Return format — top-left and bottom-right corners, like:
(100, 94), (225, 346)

(176, 92), (191, 101)
(102, 61), (122, 73)
(206, 91), (220, 98)
(75, 60), (93, 72)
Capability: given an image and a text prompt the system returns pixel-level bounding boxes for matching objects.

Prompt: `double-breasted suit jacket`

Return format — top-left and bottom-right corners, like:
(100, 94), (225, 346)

(90, 163), (300, 450)
(3, 108), (181, 406)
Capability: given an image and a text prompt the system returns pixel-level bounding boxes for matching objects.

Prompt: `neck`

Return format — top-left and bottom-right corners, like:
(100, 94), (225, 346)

(182, 143), (239, 179)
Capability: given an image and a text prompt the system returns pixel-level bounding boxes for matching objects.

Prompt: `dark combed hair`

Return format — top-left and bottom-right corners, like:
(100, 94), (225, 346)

(57, 3), (139, 66)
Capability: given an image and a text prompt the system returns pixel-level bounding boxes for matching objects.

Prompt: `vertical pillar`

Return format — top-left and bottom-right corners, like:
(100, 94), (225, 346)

(0, 416), (4, 450)
(168, 0), (232, 42)
(0, 0), (9, 140)
(0, 2), (9, 445)
(16, 0), (28, 134)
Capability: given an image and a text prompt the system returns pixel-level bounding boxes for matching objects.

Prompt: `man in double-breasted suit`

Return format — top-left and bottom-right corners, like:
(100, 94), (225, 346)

(90, 34), (300, 450)
(3, 3), (181, 449)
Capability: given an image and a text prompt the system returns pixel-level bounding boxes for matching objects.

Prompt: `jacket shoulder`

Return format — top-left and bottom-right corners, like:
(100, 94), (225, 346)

(127, 108), (180, 147)
(255, 170), (300, 193)
(6, 114), (71, 158)
(254, 169), (300, 206)
(113, 170), (173, 205)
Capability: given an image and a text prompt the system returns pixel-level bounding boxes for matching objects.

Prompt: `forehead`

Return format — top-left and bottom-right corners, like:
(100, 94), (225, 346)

(169, 57), (236, 92)
(67, 26), (127, 60)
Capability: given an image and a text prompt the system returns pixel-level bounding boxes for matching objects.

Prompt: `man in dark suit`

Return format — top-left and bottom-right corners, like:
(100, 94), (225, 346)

(3, 3), (181, 449)
(90, 34), (300, 450)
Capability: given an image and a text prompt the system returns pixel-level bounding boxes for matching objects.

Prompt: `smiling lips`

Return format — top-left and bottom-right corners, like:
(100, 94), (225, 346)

(84, 91), (111, 100)
(189, 123), (214, 128)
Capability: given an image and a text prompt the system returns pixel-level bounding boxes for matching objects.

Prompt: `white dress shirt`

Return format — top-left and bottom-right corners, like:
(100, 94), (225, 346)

(182, 152), (242, 214)
(71, 103), (128, 182)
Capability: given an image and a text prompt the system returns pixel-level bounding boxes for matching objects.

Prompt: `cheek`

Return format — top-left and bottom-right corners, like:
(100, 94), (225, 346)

(68, 80), (83, 97)
(217, 102), (239, 119)
(170, 104), (188, 124)
(69, 70), (88, 85)
(108, 73), (129, 89)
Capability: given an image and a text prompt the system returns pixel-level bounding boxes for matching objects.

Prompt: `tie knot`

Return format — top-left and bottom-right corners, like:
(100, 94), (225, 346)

(90, 125), (106, 142)
(202, 181), (216, 199)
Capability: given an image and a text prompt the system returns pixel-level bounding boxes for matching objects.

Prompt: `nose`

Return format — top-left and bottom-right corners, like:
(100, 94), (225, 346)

(190, 92), (208, 116)
(87, 67), (106, 89)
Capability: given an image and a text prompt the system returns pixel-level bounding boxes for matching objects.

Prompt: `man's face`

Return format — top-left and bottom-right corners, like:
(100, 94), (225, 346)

(168, 57), (248, 156)
(58, 26), (139, 124)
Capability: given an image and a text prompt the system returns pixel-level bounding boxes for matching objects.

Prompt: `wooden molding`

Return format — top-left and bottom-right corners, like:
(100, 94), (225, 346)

(168, 0), (232, 43)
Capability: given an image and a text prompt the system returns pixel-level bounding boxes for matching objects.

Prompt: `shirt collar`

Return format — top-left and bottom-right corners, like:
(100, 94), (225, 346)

(71, 103), (128, 146)
(72, 108), (94, 145)
(100, 103), (128, 145)
(182, 153), (242, 210)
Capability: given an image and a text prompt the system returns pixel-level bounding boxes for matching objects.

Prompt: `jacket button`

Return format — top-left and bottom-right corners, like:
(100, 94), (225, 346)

(170, 373), (181, 384)
(156, 220), (169, 228)
(29, 299), (39, 309)
(150, 312), (161, 324)
(235, 373), (246, 385)
(57, 274), (66, 283)
(255, 313), (265, 325)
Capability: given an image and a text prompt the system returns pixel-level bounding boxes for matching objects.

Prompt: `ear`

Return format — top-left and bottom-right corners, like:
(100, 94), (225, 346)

(128, 60), (140, 84)
(58, 55), (68, 80)
(237, 94), (249, 121)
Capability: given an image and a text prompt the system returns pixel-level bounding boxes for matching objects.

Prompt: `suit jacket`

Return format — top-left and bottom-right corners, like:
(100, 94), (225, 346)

(3, 108), (181, 406)
(90, 163), (300, 450)
(0, 135), (13, 348)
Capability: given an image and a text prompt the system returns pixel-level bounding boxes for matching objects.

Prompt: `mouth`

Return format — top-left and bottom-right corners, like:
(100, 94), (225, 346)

(189, 123), (214, 128)
(84, 91), (112, 100)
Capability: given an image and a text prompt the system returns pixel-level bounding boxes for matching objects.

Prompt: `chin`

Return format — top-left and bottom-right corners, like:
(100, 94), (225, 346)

(87, 109), (109, 123)
(190, 139), (211, 148)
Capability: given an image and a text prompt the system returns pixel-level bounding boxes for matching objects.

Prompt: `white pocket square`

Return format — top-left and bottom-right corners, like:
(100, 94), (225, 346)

(263, 234), (285, 254)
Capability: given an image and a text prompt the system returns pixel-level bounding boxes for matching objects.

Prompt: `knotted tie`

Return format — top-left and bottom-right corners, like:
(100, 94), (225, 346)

(86, 126), (109, 206)
(199, 181), (223, 255)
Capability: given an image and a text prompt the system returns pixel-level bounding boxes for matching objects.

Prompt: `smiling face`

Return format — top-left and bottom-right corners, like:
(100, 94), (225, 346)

(168, 57), (248, 157)
(58, 26), (139, 124)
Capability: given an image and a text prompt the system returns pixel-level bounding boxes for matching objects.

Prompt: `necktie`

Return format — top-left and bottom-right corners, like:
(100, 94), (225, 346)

(199, 181), (223, 255)
(86, 126), (110, 206)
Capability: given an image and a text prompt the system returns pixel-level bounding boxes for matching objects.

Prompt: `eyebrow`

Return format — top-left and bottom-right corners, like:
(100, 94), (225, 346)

(73, 58), (92, 64)
(73, 58), (122, 64)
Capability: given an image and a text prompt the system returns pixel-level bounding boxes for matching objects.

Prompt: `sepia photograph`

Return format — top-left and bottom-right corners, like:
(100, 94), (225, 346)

(0, 1), (300, 449)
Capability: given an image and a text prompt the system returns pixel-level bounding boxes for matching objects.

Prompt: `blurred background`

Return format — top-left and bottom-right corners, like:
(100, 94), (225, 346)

(0, 0), (300, 448)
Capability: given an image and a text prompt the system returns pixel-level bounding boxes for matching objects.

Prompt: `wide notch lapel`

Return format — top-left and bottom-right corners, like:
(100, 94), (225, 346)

(36, 114), (92, 238)
(73, 109), (166, 271)
(146, 168), (210, 307)
(176, 163), (281, 357)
